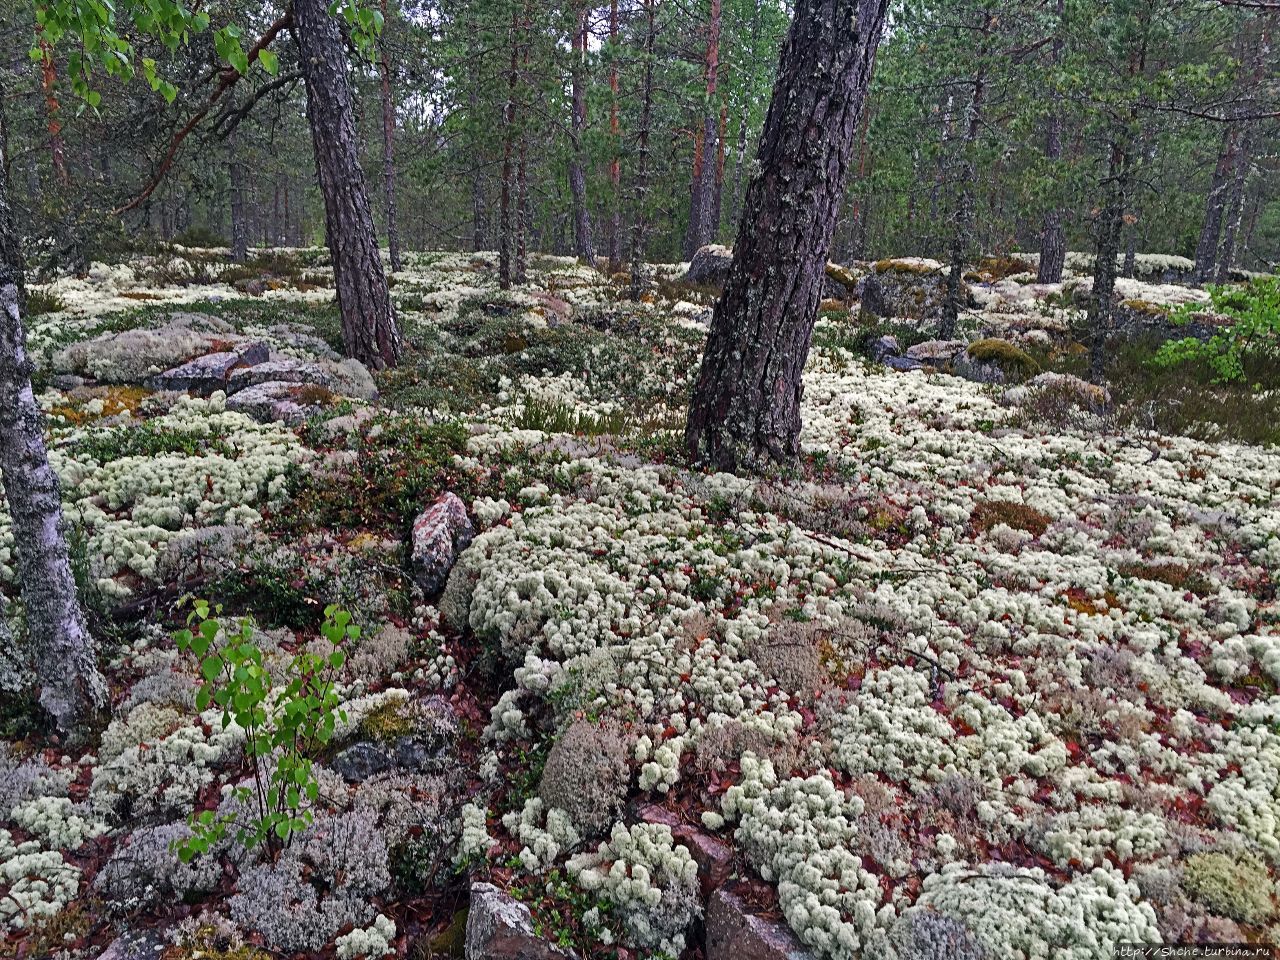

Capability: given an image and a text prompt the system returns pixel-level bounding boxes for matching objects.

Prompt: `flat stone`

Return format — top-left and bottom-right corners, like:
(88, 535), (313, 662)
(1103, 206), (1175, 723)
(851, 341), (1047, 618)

(332, 741), (394, 782)
(227, 357), (335, 394)
(905, 339), (967, 363)
(884, 355), (925, 372)
(411, 493), (475, 596)
(706, 887), (815, 960)
(465, 882), (579, 960)
(147, 342), (269, 394)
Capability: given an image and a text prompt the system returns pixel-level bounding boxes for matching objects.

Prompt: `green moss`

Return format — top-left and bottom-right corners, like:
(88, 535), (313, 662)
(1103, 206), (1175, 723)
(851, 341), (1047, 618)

(1121, 298), (1171, 317)
(360, 699), (415, 742)
(1184, 852), (1276, 925)
(967, 338), (1040, 379)
(825, 261), (861, 290)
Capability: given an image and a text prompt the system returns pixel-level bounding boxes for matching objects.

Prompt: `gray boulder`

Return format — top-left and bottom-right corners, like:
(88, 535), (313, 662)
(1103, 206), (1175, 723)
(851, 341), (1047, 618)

(227, 357), (336, 394)
(225, 380), (330, 425)
(871, 334), (901, 362)
(906, 339), (967, 365)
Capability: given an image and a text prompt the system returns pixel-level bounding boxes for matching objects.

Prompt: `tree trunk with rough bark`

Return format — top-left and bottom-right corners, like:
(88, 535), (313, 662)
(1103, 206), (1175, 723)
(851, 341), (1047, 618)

(379, 0), (402, 274)
(38, 34), (70, 186)
(628, 0), (657, 300)
(293, 0), (401, 369)
(568, 4), (595, 262)
(1037, 0), (1066, 283)
(685, 0), (889, 472)
(0, 285), (107, 736)
(498, 5), (519, 288)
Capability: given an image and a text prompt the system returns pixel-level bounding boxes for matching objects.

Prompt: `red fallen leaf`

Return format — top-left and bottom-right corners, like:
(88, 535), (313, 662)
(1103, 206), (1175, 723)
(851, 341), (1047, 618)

(1065, 740), (1085, 760)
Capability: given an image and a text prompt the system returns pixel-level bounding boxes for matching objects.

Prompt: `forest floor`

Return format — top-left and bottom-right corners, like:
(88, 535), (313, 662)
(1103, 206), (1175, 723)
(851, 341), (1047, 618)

(1, 247), (1278, 960)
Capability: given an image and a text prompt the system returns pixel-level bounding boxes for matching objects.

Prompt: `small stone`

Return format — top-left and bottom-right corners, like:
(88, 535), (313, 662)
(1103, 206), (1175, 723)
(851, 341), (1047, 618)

(705, 887), (815, 960)
(331, 741), (394, 783)
(412, 493), (475, 596)
(96, 927), (170, 960)
(684, 244), (735, 288)
(465, 882), (580, 960)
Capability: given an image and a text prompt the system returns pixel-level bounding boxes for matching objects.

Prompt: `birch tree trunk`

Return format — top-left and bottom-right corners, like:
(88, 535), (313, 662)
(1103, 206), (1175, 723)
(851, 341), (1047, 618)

(294, 0), (402, 369)
(685, 0), (890, 472)
(0, 285), (107, 735)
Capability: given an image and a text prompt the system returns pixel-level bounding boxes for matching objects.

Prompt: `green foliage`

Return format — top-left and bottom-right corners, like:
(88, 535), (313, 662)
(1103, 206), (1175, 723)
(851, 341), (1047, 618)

(72, 421), (234, 464)
(1153, 277), (1280, 383)
(174, 599), (355, 860)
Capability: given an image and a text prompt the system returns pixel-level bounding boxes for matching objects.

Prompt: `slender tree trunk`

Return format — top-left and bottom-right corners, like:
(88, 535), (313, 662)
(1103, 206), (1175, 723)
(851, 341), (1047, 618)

(1087, 141), (1129, 384)
(293, 0), (401, 369)
(1215, 128), (1251, 285)
(683, 132), (706, 260)
(472, 165), (488, 253)
(1037, 0), (1066, 283)
(0, 286), (107, 735)
(229, 128), (249, 263)
(37, 34), (70, 186)
(1192, 124), (1239, 284)
(629, 0), (658, 300)
(686, 0), (722, 256)
(607, 0), (622, 270)
(568, 4), (595, 262)
(515, 5), (531, 284)
(939, 11), (990, 341)
(685, 0), (889, 472)
(928, 93), (954, 257)
(379, 0), (402, 273)
(498, 6), (519, 289)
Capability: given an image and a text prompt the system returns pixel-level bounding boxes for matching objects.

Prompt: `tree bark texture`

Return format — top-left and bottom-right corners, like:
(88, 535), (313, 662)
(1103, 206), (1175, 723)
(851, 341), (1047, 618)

(0, 285), (107, 735)
(1087, 142), (1129, 384)
(1215, 128), (1252, 285)
(498, 5), (519, 288)
(293, 0), (402, 369)
(0, 79), (24, 303)
(607, 0), (623, 270)
(568, 4), (595, 262)
(228, 126), (249, 263)
(1192, 123), (1240, 284)
(685, 0), (889, 472)
(686, 0), (722, 257)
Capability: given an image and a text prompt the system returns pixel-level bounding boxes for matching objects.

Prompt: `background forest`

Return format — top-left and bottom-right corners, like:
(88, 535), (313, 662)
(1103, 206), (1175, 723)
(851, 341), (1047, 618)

(1, 0), (1276, 280)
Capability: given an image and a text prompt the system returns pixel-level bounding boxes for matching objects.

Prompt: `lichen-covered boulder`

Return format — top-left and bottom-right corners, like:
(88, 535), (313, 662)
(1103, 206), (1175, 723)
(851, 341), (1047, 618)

(465, 882), (580, 960)
(53, 318), (242, 384)
(412, 493), (476, 596)
(864, 258), (964, 319)
(954, 338), (1039, 384)
(224, 380), (335, 424)
(1002, 372), (1111, 414)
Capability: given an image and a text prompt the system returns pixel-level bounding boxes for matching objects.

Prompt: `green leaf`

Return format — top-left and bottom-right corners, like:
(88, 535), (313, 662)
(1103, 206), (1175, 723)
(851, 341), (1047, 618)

(258, 48), (279, 75)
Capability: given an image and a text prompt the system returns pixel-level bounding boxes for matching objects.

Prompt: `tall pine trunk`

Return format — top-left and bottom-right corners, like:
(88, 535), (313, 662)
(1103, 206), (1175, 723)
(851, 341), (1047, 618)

(568, 4), (595, 262)
(1087, 141), (1129, 384)
(1215, 128), (1252, 285)
(606, 0), (622, 270)
(1037, 0), (1066, 283)
(294, 0), (402, 369)
(685, 0), (889, 472)
(498, 5), (519, 289)
(379, 0), (402, 273)
(628, 0), (657, 300)
(0, 286), (107, 735)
